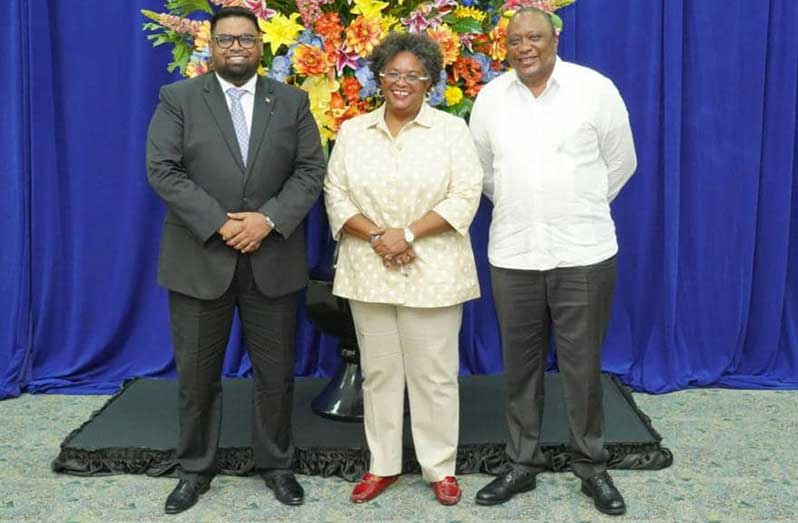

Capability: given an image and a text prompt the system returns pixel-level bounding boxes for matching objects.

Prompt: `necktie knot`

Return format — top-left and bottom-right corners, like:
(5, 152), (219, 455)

(227, 87), (247, 101)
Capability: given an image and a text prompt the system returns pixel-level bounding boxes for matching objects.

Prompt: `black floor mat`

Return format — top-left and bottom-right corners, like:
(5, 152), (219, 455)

(52, 374), (672, 481)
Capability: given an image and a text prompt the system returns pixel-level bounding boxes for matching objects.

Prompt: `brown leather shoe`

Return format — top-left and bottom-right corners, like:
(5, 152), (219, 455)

(350, 473), (399, 503)
(432, 476), (462, 506)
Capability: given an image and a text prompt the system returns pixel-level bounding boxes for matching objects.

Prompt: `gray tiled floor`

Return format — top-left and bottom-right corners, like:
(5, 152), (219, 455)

(1, 387), (796, 522)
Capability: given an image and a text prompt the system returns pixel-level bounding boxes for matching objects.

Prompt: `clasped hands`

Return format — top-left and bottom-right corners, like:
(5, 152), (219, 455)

(371, 228), (415, 269)
(218, 212), (272, 254)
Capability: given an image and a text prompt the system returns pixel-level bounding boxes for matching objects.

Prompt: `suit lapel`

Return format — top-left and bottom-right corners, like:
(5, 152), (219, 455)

(245, 77), (276, 177)
(202, 74), (246, 172)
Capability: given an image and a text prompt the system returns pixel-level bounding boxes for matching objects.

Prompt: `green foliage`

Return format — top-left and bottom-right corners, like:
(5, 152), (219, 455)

(550, 12), (563, 33)
(446, 16), (485, 34)
(444, 97), (473, 119)
(143, 19), (194, 75)
(165, 0), (213, 16)
(169, 42), (194, 74)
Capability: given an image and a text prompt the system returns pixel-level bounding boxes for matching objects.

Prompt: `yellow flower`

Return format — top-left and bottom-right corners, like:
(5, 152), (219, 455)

(380, 15), (400, 33)
(300, 76), (340, 144)
(259, 13), (304, 54)
(453, 7), (486, 22)
(193, 21), (211, 50)
(350, 0), (389, 19)
(444, 85), (463, 106)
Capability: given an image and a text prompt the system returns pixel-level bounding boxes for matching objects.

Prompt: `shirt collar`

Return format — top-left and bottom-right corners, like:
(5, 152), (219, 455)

(215, 73), (258, 96)
(366, 102), (435, 134)
(509, 56), (564, 94)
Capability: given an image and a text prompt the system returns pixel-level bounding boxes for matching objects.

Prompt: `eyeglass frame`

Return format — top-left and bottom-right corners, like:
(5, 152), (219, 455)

(212, 33), (261, 49)
(378, 71), (432, 85)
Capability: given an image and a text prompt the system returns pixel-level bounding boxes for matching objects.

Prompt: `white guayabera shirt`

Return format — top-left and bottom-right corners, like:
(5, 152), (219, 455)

(324, 103), (483, 307)
(469, 57), (637, 270)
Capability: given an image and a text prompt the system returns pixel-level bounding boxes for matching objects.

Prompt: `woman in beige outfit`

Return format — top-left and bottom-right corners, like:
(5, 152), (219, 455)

(323, 32), (483, 506)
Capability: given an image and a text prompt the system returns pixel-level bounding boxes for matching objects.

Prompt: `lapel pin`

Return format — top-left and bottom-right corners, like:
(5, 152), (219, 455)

(264, 96), (272, 103)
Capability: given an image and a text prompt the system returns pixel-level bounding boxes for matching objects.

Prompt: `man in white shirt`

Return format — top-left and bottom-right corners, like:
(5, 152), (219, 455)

(469, 7), (636, 516)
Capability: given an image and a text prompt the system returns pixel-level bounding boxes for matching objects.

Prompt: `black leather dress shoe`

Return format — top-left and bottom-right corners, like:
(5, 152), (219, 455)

(264, 472), (305, 505)
(475, 468), (536, 505)
(164, 478), (211, 515)
(581, 471), (626, 516)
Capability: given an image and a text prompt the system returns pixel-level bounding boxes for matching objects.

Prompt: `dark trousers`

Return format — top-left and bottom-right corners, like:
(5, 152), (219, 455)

(490, 256), (616, 479)
(168, 255), (298, 479)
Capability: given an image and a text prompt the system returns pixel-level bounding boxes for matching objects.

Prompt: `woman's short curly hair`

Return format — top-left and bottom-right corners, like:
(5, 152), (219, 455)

(368, 32), (443, 86)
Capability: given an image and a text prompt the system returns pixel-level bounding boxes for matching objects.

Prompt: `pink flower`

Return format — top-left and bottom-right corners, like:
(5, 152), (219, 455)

(243, 0), (277, 20)
(335, 48), (361, 75)
(401, 11), (432, 33)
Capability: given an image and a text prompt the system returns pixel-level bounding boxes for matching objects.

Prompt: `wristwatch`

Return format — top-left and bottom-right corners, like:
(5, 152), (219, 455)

(403, 227), (415, 245)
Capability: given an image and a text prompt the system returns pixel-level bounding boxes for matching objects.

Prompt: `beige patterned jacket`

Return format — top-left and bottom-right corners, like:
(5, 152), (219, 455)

(324, 103), (483, 308)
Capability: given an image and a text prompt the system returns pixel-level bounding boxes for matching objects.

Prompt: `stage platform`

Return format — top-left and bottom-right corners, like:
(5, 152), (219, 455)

(52, 374), (672, 481)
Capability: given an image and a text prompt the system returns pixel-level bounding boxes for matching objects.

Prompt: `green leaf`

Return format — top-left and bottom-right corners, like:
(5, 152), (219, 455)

(441, 13), (459, 24)
(550, 13), (563, 33)
(140, 9), (162, 23)
(168, 43), (192, 76)
(449, 17), (484, 34)
(165, 0), (213, 16)
(451, 98), (474, 119)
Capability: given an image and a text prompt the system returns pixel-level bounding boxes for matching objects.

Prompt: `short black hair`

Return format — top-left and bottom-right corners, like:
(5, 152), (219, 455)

(210, 6), (259, 34)
(509, 6), (556, 35)
(368, 32), (443, 86)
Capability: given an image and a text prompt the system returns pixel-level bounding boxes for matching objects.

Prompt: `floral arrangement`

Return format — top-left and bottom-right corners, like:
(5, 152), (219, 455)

(142, 0), (575, 143)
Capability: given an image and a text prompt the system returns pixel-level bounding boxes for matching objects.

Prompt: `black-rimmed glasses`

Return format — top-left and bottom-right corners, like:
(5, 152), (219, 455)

(213, 34), (260, 49)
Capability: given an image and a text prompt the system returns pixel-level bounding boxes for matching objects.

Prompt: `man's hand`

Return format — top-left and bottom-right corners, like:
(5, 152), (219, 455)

(218, 219), (244, 243)
(224, 212), (273, 254)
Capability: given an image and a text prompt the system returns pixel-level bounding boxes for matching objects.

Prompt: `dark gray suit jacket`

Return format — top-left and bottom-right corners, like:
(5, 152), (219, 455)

(146, 73), (325, 300)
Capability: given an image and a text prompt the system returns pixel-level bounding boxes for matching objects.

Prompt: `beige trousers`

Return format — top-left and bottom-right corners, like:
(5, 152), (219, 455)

(349, 300), (462, 482)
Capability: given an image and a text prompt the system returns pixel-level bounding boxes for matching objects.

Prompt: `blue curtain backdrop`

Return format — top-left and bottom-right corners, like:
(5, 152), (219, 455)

(1, 0), (796, 400)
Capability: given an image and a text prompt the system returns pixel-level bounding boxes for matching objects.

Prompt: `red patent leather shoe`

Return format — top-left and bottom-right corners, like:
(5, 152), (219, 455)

(432, 476), (462, 505)
(350, 473), (399, 503)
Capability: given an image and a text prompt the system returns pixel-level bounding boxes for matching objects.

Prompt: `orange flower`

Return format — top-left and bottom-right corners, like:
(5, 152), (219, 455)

(452, 56), (482, 84)
(315, 12), (344, 39)
(426, 24), (460, 66)
(345, 16), (383, 58)
(293, 44), (330, 76)
(452, 56), (483, 98)
(335, 102), (367, 131)
(341, 76), (362, 104)
(315, 13), (344, 62)
(427, 24), (460, 65)
(488, 17), (509, 61)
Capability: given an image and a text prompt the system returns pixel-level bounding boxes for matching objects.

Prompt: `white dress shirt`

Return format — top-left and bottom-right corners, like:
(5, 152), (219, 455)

(216, 73), (256, 133)
(469, 57), (637, 270)
(325, 103), (483, 307)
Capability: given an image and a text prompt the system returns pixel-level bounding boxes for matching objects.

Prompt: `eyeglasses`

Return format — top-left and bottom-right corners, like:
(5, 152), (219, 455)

(213, 34), (260, 49)
(379, 71), (431, 85)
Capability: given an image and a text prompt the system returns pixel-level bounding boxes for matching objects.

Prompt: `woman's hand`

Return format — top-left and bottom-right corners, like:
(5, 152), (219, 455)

(382, 247), (415, 268)
(372, 228), (408, 257)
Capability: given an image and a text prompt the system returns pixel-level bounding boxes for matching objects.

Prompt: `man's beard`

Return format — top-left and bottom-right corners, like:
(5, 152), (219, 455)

(216, 61), (258, 85)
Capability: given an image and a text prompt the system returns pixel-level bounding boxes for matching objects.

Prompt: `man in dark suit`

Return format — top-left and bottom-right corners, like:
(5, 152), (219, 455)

(146, 6), (325, 515)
